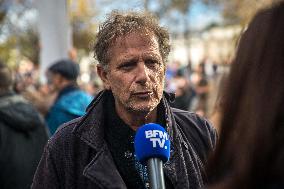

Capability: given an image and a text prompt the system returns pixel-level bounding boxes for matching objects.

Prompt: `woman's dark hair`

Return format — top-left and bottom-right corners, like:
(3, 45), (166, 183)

(206, 2), (284, 188)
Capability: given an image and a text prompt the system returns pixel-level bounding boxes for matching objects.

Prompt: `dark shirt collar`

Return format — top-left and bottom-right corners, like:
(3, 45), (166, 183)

(105, 94), (135, 140)
(104, 92), (167, 189)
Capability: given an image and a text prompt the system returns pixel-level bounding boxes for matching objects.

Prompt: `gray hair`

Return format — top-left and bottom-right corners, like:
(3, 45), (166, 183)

(93, 10), (170, 70)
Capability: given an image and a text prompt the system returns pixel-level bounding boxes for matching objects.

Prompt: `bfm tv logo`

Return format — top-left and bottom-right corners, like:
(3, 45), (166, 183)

(145, 130), (168, 149)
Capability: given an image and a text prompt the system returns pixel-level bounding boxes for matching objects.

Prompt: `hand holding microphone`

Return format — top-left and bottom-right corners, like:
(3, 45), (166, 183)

(134, 123), (170, 189)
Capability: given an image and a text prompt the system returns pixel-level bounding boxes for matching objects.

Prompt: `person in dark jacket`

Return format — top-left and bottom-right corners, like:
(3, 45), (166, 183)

(0, 61), (48, 189)
(45, 59), (93, 135)
(32, 11), (217, 189)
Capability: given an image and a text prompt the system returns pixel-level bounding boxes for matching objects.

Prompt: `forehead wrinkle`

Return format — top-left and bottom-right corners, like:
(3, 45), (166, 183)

(113, 45), (160, 61)
(141, 52), (162, 60)
(109, 32), (162, 64)
(116, 51), (161, 64)
(118, 56), (139, 64)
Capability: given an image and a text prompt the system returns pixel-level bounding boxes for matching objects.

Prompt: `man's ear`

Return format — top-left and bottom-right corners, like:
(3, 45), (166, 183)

(97, 65), (111, 90)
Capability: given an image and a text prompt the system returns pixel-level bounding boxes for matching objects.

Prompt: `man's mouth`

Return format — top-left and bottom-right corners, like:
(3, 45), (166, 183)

(132, 91), (152, 98)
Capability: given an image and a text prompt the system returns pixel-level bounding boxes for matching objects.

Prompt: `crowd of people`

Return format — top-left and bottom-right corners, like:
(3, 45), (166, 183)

(0, 1), (284, 188)
(10, 51), (225, 133)
(165, 59), (224, 117)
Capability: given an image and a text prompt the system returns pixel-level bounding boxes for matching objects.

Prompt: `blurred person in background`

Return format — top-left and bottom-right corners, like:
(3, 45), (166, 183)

(11, 60), (55, 116)
(170, 71), (196, 111)
(0, 61), (48, 189)
(206, 2), (284, 188)
(194, 62), (210, 117)
(83, 80), (103, 97)
(45, 59), (93, 135)
(179, 60), (193, 82)
(22, 82), (57, 116)
(208, 74), (228, 134)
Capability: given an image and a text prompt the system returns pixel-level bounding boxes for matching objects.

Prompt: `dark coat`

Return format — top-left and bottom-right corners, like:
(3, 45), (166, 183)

(32, 90), (217, 189)
(0, 92), (49, 189)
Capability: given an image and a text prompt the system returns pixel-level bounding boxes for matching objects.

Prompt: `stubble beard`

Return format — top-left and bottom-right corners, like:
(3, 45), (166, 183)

(125, 92), (161, 114)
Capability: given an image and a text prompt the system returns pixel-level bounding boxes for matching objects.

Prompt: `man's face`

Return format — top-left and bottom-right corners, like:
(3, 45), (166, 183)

(46, 72), (62, 91)
(99, 32), (165, 114)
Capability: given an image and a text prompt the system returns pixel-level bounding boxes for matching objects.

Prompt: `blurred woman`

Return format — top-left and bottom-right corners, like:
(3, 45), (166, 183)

(206, 2), (284, 188)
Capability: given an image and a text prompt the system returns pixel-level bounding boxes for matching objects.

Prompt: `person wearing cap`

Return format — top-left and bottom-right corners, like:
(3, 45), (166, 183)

(45, 59), (93, 135)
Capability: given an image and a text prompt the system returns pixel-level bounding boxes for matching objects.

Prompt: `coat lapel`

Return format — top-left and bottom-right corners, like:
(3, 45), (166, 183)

(162, 95), (190, 189)
(83, 144), (127, 189)
(73, 91), (127, 188)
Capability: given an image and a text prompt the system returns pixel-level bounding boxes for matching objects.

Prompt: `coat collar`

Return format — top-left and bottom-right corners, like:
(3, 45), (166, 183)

(72, 90), (188, 188)
(82, 143), (127, 189)
(72, 90), (106, 150)
(73, 90), (177, 151)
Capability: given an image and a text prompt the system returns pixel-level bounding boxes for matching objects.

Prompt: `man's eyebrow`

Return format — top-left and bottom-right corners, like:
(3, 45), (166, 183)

(118, 56), (139, 63)
(142, 53), (161, 59)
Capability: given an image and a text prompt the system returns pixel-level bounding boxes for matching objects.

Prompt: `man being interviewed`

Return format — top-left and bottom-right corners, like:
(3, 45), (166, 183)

(32, 11), (217, 189)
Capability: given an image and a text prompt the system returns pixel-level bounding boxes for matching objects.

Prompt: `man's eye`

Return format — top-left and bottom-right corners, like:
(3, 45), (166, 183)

(119, 61), (136, 70)
(145, 59), (159, 67)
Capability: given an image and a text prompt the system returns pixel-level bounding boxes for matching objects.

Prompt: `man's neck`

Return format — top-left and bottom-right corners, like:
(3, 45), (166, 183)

(58, 80), (73, 91)
(115, 106), (158, 131)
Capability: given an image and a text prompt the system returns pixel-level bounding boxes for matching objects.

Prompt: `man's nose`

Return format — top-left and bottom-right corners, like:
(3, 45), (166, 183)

(135, 62), (149, 84)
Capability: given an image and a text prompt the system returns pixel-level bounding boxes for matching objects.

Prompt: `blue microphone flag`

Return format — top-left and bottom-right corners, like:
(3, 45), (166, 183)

(134, 123), (170, 165)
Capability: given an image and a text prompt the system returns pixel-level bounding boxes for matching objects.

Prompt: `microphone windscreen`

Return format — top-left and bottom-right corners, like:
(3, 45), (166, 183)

(134, 123), (170, 165)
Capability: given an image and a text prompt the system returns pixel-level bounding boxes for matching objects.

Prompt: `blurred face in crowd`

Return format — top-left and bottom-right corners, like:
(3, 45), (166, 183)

(46, 72), (63, 91)
(98, 32), (166, 114)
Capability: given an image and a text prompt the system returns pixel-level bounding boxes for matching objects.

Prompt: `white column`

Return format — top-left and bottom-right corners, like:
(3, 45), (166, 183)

(36, 0), (72, 83)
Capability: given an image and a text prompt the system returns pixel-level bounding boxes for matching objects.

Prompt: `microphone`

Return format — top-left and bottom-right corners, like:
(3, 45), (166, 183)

(134, 123), (170, 189)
